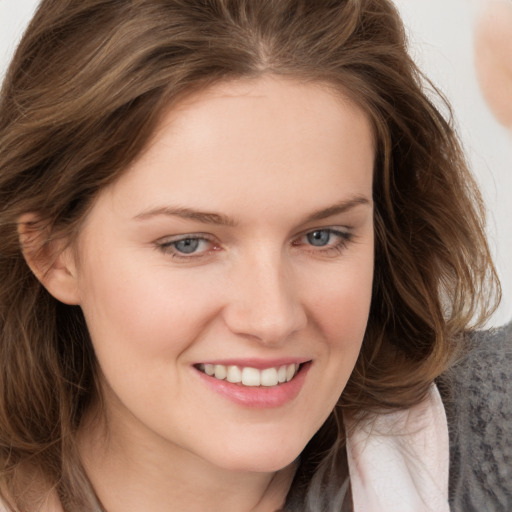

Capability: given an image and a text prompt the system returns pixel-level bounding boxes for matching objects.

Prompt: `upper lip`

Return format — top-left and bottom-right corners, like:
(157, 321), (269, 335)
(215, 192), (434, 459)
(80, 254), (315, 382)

(193, 357), (311, 370)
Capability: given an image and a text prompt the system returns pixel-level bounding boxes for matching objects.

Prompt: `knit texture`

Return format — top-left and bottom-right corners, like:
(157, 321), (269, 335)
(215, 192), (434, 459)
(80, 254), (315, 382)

(445, 322), (512, 511)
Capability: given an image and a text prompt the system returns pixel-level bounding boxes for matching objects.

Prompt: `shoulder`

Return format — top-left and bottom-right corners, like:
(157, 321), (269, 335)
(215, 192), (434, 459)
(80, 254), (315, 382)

(447, 322), (512, 417)
(443, 322), (512, 512)
(449, 322), (512, 395)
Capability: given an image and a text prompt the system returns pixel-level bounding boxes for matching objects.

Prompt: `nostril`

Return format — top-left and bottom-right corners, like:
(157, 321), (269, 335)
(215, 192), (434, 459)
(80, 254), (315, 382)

(222, 302), (307, 345)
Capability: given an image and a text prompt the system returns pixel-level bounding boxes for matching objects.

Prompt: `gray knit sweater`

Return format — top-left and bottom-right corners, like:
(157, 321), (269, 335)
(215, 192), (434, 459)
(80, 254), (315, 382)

(444, 322), (512, 511)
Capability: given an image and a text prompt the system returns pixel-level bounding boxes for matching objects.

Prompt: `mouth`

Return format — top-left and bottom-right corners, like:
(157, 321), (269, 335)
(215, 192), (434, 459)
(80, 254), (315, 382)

(194, 362), (306, 387)
(194, 360), (312, 408)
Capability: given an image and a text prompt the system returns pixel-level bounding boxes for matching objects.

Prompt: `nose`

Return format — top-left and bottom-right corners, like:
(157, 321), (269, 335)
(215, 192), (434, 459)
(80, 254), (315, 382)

(221, 253), (307, 346)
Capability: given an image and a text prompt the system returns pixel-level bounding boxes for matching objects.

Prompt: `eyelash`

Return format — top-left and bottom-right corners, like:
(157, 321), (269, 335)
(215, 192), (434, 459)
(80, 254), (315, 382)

(291, 228), (353, 256)
(156, 228), (354, 261)
(157, 234), (220, 260)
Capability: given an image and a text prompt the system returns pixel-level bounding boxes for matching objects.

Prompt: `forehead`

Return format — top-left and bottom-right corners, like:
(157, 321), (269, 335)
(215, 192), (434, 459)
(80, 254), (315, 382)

(152, 76), (375, 154)
(85, 76), (375, 227)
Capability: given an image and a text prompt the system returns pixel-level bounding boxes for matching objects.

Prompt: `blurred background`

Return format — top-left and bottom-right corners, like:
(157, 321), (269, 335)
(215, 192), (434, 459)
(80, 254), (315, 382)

(1, 0), (511, 326)
(393, 0), (512, 327)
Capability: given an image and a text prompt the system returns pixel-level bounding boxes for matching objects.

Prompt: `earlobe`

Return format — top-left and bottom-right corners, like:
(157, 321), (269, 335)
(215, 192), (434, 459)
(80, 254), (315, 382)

(17, 214), (81, 305)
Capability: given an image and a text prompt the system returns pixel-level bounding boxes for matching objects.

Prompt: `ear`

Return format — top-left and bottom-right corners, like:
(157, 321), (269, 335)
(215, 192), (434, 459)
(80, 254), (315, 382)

(18, 214), (81, 305)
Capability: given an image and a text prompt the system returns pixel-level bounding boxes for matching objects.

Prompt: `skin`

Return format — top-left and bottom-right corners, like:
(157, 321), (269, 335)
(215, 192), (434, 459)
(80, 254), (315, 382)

(34, 76), (375, 511)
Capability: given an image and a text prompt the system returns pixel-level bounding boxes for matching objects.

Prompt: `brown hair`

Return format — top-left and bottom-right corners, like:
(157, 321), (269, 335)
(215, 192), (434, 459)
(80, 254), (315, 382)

(0, 0), (500, 510)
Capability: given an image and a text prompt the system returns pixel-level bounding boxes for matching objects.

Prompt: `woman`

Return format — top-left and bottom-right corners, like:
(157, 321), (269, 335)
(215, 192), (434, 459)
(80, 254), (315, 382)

(0, 0), (509, 511)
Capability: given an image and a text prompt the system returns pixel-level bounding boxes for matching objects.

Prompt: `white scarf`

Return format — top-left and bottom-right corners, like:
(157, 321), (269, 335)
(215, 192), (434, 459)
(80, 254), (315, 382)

(345, 385), (450, 512)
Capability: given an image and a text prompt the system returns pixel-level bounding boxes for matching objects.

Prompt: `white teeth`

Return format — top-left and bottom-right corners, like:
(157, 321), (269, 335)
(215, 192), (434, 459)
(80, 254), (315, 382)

(226, 365), (242, 383)
(199, 363), (301, 387)
(286, 364), (296, 382)
(261, 368), (278, 387)
(242, 367), (261, 386)
(277, 365), (287, 383)
(214, 365), (227, 380)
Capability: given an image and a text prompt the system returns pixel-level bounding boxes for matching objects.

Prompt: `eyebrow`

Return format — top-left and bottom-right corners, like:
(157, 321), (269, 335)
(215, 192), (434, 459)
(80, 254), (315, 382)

(134, 206), (237, 226)
(133, 195), (371, 227)
(301, 195), (371, 223)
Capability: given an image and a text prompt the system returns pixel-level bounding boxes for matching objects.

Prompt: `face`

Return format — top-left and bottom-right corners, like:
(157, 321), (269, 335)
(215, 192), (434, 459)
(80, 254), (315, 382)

(72, 76), (374, 474)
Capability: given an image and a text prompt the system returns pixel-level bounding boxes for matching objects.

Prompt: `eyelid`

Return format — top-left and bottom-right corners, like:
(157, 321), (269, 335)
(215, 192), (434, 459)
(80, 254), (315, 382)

(291, 226), (354, 252)
(293, 226), (353, 242)
(155, 233), (220, 259)
(156, 232), (215, 245)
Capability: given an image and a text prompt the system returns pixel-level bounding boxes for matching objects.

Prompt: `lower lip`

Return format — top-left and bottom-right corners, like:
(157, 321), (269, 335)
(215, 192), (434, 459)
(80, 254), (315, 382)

(195, 362), (311, 409)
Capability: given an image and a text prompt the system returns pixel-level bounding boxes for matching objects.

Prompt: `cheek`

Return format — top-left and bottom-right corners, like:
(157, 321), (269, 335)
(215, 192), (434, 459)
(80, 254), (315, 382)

(308, 256), (374, 352)
(77, 252), (222, 363)
(288, 255), (373, 443)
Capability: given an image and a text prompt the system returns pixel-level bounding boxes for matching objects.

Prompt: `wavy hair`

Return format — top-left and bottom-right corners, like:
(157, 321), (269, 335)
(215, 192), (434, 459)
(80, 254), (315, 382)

(0, 0), (500, 510)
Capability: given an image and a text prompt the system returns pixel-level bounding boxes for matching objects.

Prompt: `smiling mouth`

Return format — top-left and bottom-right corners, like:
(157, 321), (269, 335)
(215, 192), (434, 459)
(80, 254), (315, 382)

(195, 363), (304, 387)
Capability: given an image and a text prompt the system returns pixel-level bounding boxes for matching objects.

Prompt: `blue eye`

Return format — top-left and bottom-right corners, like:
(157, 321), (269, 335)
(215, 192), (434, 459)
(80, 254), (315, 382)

(173, 238), (200, 254)
(157, 235), (216, 259)
(293, 227), (353, 256)
(306, 230), (332, 247)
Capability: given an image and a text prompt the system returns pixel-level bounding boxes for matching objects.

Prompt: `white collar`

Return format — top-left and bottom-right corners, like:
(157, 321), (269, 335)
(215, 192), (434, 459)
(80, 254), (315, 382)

(345, 385), (450, 512)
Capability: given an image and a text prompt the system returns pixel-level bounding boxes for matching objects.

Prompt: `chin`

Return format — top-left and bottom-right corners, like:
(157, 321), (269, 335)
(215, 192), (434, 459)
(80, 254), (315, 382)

(205, 436), (306, 474)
